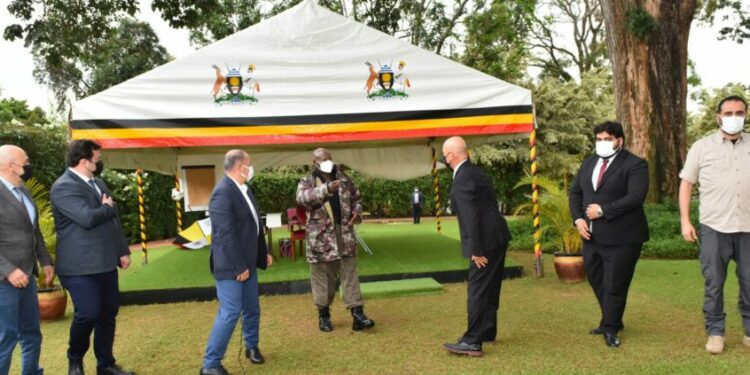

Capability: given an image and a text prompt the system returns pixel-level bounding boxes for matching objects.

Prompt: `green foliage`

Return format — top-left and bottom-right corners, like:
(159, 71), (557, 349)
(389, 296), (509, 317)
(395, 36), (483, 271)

(101, 170), (179, 244)
(626, 6), (659, 41)
(4, 0), (139, 107)
(87, 19), (171, 96)
(0, 97), (48, 126)
(641, 201), (700, 259)
(24, 178), (58, 286)
(509, 200), (701, 259)
(699, 0), (750, 43)
(152, 0), (264, 46)
(687, 83), (749, 144)
(514, 174), (581, 254)
(461, 0), (535, 83)
(0, 124), (67, 188)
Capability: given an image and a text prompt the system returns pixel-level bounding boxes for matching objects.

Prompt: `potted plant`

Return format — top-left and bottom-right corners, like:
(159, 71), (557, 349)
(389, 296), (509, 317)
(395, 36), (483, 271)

(515, 175), (585, 283)
(26, 178), (67, 320)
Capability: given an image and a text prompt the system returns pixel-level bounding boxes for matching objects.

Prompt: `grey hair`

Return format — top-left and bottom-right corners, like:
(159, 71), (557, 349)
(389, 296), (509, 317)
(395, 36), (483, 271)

(312, 147), (331, 161)
(223, 149), (248, 171)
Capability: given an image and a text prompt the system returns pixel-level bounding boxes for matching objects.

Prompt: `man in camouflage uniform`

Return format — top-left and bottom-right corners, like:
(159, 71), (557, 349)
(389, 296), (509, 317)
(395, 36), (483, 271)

(296, 148), (375, 332)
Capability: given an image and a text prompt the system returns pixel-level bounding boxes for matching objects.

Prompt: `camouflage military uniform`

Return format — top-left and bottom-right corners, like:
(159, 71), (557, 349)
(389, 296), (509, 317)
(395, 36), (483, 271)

(296, 166), (364, 308)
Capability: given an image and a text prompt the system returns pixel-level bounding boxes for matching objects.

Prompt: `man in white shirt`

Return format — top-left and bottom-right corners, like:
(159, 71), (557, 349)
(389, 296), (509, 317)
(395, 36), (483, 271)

(201, 150), (273, 375)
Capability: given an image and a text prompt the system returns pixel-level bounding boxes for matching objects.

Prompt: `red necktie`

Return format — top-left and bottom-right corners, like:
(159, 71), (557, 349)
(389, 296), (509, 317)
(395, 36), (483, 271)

(596, 159), (609, 189)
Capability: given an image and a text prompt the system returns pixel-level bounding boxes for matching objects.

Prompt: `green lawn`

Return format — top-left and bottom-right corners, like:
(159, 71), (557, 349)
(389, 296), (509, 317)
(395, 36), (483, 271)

(18, 252), (750, 374)
(119, 218), (519, 292)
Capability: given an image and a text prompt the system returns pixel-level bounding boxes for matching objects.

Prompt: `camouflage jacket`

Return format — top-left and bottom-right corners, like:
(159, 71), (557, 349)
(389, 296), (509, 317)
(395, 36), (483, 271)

(296, 167), (362, 263)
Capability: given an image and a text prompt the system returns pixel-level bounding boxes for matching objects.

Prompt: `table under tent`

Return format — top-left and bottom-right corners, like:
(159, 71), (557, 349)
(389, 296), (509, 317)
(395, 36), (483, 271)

(69, 0), (542, 275)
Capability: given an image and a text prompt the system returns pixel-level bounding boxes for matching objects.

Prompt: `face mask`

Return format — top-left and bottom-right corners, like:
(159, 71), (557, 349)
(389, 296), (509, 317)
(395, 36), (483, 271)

(595, 140), (619, 158)
(721, 116), (746, 135)
(16, 163), (33, 182)
(243, 165), (254, 182)
(93, 160), (104, 177)
(319, 160), (334, 174)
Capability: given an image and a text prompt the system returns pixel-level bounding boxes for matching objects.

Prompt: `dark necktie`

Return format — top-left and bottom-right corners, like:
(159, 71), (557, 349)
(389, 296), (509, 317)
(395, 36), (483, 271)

(13, 187), (33, 222)
(596, 159), (609, 189)
(88, 179), (101, 197)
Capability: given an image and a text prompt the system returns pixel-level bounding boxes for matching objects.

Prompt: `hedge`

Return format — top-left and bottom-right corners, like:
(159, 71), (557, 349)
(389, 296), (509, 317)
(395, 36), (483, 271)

(507, 201), (701, 259)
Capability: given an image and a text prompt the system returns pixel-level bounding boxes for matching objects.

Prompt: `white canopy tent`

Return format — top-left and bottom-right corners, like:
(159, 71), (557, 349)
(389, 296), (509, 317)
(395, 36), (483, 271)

(70, 0), (534, 213)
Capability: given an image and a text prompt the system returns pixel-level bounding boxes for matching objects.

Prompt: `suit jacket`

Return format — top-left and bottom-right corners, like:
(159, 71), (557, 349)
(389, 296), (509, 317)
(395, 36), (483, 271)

(209, 176), (268, 280)
(569, 149), (650, 246)
(450, 161), (511, 258)
(50, 169), (130, 276)
(0, 182), (52, 281)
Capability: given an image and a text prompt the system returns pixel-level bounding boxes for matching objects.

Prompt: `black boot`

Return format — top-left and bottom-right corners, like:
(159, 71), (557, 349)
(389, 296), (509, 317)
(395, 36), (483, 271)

(351, 305), (375, 331)
(318, 306), (333, 332)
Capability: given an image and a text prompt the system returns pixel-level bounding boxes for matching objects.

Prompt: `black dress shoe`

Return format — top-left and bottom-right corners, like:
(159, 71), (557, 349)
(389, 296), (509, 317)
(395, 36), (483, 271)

(245, 346), (265, 364)
(442, 341), (482, 357)
(199, 366), (229, 375)
(97, 364), (135, 375)
(69, 361), (84, 375)
(604, 332), (621, 348)
(590, 325), (624, 335)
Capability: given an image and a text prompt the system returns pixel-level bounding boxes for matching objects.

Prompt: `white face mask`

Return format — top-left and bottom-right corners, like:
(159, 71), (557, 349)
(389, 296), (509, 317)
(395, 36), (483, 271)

(319, 160), (334, 174)
(243, 165), (254, 182)
(595, 140), (618, 158)
(720, 116), (746, 135)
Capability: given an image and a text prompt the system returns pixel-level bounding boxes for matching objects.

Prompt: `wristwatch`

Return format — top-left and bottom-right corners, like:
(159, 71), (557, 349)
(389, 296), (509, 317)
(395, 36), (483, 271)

(597, 207), (603, 218)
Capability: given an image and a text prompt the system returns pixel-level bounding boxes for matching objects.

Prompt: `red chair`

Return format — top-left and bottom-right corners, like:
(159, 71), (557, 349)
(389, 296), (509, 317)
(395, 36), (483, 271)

(287, 207), (307, 260)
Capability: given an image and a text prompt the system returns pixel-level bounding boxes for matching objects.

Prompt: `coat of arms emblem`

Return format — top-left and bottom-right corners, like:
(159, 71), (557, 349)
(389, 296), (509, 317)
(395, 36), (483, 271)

(211, 64), (261, 105)
(365, 60), (411, 100)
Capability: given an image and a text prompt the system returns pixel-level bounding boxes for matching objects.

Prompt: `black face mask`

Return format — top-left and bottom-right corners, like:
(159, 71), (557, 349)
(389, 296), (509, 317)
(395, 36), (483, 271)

(93, 160), (104, 177)
(19, 164), (33, 182)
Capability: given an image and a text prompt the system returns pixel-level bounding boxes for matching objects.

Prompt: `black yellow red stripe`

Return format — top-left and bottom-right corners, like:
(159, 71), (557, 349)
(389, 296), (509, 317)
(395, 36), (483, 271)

(71, 113), (533, 148)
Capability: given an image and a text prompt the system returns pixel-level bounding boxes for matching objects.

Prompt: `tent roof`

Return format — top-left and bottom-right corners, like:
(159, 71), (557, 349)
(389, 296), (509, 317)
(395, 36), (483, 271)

(70, 0), (533, 180)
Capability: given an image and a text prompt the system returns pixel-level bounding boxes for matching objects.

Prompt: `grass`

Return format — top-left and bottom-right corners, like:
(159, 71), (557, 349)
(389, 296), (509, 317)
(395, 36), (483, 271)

(16, 251), (750, 374)
(358, 278), (443, 299)
(119, 218), (519, 292)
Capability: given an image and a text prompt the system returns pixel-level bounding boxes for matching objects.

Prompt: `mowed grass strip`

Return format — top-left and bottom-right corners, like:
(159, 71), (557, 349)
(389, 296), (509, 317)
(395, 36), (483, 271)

(357, 277), (443, 299)
(119, 218), (519, 292)
(16, 252), (750, 374)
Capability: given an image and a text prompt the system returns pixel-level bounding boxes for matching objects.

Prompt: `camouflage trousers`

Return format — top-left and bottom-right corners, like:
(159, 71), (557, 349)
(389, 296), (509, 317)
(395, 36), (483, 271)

(309, 225), (364, 308)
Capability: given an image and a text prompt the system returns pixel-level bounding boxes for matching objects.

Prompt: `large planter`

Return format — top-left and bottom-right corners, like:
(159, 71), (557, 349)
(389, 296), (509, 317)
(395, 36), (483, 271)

(38, 285), (67, 321)
(553, 252), (586, 283)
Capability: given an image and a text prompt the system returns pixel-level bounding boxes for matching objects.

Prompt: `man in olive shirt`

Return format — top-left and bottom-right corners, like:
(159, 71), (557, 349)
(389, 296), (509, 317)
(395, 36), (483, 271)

(679, 95), (750, 354)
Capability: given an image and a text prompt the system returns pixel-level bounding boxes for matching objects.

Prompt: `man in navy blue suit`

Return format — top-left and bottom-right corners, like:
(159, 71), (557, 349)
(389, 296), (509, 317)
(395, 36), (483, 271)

(200, 150), (273, 375)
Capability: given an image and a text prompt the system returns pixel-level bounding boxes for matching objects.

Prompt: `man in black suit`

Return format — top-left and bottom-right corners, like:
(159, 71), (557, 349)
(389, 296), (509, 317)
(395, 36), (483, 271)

(50, 140), (134, 375)
(441, 136), (511, 357)
(569, 121), (649, 348)
(200, 150), (272, 375)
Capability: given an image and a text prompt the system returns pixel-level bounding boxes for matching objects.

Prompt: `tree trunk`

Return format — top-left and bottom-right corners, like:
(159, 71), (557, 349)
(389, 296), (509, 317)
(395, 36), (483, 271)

(599, 0), (696, 202)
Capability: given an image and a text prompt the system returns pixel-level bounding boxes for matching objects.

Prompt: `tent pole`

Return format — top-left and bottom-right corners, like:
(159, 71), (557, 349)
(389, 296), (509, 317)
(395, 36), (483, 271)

(174, 175), (183, 233)
(430, 146), (442, 234)
(530, 129), (543, 278)
(136, 168), (148, 265)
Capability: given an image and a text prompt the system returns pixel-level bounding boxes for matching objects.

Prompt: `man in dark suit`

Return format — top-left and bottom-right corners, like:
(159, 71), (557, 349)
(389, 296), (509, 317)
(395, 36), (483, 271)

(569, 121), (649, 348)
(0, 145), (54, 375)
(441, 136), (511, 357)
(200, 150), (273, 375)
(50, 140), (134, 375)
(412, 187), (424, 224)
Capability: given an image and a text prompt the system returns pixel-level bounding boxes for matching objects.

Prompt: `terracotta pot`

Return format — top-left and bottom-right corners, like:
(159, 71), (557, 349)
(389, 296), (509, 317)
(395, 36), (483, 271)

(553, 252), (586, 283)
(37, 285), (67, 321)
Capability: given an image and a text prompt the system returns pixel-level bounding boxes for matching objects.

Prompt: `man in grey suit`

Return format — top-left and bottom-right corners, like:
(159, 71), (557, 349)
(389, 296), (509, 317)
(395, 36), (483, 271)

(50, 140), (134, 375)
(0, 144), (54, 375)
